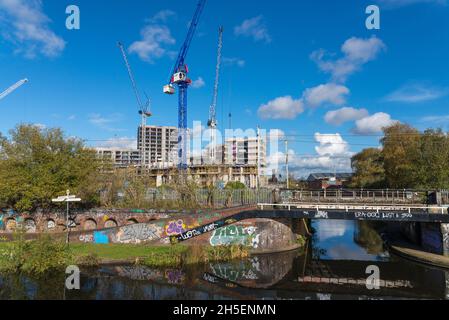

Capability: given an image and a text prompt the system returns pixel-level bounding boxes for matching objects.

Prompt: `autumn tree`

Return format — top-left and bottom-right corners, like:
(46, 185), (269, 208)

(0, 124), (108, 211)
(381, 123), (421, 188)
(350, 148), (385, 188)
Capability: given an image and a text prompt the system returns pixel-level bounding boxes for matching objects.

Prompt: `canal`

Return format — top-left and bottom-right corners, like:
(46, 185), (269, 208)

(1, 220), (448, 300)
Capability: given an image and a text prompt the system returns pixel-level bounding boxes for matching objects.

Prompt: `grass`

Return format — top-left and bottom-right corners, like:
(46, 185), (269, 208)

(0, 240), (251, 272)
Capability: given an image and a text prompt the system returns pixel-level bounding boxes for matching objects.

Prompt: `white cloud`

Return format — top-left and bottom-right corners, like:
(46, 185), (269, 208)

(315, 133), (352, 157)
(325, 107), (369, 126)
(0, 0), (65, 58)
(286, 133), (353, 177)
(95, 137), (137, 150)
(385, 83), (449, 103)
(148, 9), (176, 23)
(257, 96), (304, 120)
(128, 24), (175, 63)
(223, 57), (246, 67)
(421, 114), (449, 124)
(191, 77), (205, 89)
(353, 112), (398, 134)
(303, 83), (350, 108)
(88, 113), (125, 132)
(234, 15), (271, 43)
(311, 36), (386, 82)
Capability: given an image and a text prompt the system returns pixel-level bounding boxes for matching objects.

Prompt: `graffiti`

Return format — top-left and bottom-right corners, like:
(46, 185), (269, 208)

(115, 266), (163, 281)
(5, 219), (16, 232)
(442, 224), (449, 245)
(116, 223), (163, 244)
(202, 223), (219, 233)
(209, 225), (259, 248)
(104, 219), (118, 229)
(179, 229), (202, 241)
(209, 262), (259, 282)
(79, 234), (94, 243)
(94, 231), (109, 244)
(165, 220), (186, 236)
(165, 269), (185, 285)
(203, 273), (218, 283)
(47, 219), (56, 230)
(315, 211), (329, 219)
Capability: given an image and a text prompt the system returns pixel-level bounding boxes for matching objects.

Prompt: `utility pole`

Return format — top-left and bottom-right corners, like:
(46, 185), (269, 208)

(285, 140), (290, 189)
(52, 190), (81, 245)
(257, 126), (261, 190)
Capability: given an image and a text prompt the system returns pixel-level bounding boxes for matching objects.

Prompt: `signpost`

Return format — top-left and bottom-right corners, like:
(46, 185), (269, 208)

(52, 190), (81, 244)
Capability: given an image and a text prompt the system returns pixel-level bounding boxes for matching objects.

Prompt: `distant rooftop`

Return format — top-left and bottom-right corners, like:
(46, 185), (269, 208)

(307, 173), (353, 181)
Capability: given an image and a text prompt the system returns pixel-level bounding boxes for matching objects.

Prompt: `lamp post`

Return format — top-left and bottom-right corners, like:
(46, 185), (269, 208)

(52, 190), (81, 244)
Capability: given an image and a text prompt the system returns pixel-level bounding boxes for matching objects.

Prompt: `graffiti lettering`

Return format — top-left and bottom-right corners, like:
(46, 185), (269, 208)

(79, 234), (94, 243)
(165, 220), (186, 236)
(116, 223), (162, 244)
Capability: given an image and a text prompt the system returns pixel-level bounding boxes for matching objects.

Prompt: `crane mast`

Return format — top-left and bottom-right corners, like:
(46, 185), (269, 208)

(0, 79), (28, 101)
(118, 42), (151, 170)
(163, 0), (207, 172)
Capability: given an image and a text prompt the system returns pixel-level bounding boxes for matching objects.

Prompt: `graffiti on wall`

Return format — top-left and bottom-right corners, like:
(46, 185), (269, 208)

(209, 225), (260, 248)
(79, 234), (94, 243)
(165, 220), (186, 236)
(115, 223), (163, 244)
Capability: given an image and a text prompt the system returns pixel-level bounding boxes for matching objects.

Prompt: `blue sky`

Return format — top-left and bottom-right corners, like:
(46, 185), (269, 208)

(0, 0), (449, 177)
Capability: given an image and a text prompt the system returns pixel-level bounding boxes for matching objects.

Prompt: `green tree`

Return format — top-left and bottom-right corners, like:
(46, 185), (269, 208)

(225, 181), (246, 190)
(381, 123), (421, 188)
(415, 129), (449, 189)
(0, 124), (106, 211)
(350, 148), (386, 188)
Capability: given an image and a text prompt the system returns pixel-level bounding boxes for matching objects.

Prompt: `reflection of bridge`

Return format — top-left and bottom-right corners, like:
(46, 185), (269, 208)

(202, 248), (449, 300)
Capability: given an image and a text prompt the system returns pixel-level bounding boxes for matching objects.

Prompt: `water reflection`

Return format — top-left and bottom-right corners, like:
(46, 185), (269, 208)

(312, 220), (388, 261)
(0, 220), (448, 300)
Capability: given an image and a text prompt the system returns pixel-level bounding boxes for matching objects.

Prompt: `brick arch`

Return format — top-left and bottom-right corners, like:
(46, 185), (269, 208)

(127, 218), (139, 225)
(46, 219), (57, 232)
(104, 219), (118, 229)
(83, 218), (97, 231)
(24, 218), (36, 233)
(5, 218), (16, 232)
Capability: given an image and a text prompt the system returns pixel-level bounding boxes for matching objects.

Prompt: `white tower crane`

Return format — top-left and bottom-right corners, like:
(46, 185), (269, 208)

(118, 42), (151, 170)
(0, 79), (28, 101)
(208, 27), (223, 164)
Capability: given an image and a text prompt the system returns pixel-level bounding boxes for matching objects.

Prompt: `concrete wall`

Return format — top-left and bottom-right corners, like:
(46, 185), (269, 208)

(70, 214), (305, 254)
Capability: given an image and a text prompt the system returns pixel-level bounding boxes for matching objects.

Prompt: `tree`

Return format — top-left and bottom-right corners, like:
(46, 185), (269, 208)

(0, 124), (107, 211)
(350, 148), (385, 188)
(415, 129), (449, 189)
(381, 123), (421, 189)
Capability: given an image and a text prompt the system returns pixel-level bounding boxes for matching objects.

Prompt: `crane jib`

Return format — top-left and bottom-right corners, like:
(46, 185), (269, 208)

(167, 0), (207, 84)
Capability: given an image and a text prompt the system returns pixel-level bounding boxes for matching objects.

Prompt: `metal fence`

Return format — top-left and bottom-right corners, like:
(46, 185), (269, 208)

(278, 189), (444, 205)
(146, 188), (274, 208)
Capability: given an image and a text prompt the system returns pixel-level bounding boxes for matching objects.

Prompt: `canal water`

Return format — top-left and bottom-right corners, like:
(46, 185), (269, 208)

(1, 220), (448, 300)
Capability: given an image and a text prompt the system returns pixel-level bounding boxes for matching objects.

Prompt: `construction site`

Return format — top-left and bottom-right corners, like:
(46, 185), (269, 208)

(96, 0), (269, 189)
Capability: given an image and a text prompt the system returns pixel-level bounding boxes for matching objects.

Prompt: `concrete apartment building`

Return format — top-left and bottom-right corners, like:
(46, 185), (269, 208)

(137, 125), (178, 167)
(96, 149), (140, 168)
(224, 136), (267, 168)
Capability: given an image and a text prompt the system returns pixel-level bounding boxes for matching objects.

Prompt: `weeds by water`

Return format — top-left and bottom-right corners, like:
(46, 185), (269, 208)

(0, 233), (72, 276)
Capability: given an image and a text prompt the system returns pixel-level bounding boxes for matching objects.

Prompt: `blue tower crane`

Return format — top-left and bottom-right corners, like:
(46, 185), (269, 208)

(163, 0), (207, 171)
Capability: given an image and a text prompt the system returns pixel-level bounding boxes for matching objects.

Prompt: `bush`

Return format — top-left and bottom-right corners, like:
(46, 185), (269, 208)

(0, 233), (72, 276)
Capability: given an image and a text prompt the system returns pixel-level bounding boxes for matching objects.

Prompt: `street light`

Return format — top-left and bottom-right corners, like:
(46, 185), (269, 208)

(52, 190), (81, 244)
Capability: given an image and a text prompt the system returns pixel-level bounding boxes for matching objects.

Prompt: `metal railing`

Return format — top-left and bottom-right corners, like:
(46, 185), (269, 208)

(278, 189), (434, 205)
(258, 203), (449, 214)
